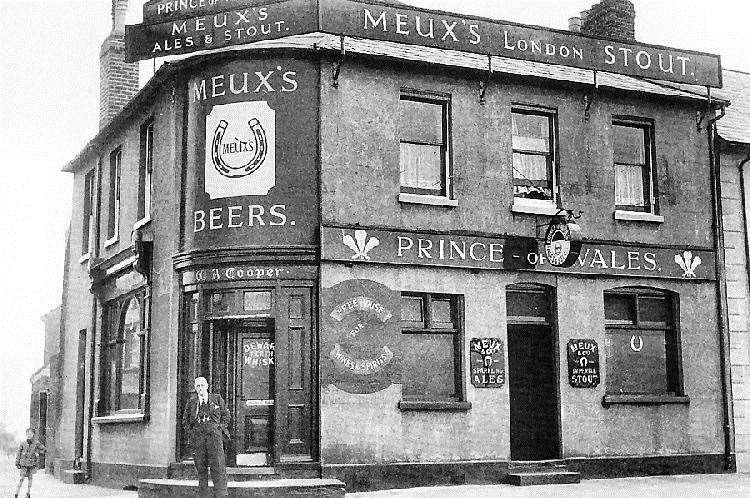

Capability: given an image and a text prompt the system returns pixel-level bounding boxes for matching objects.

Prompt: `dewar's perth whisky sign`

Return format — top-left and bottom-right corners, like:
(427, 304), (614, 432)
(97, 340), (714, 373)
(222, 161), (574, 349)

(127, 0), (721, 87)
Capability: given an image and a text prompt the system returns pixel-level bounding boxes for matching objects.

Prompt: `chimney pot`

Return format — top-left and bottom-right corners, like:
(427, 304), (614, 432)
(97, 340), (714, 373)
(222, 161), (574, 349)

(568, 16), (582, 33)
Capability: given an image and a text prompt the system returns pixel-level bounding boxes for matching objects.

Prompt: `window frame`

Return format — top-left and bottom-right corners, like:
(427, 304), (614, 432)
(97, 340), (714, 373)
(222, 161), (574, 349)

(81, 168), (95, 257)
(510, 104), (559, 210)
(398, 89), (453, 201)
(603, 288), (685, 401)
(612, 117), (658, 214)
(98, 289), (150, 419)
(137, 119), (154, 225)
(106, 147), (122, 245)
(398, 292), (469, 410)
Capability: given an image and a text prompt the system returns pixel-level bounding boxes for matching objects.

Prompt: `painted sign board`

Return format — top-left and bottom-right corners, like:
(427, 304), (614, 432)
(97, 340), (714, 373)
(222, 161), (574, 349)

(470, 338), (505, 388)
(126, 0), (721, 87)
(142, 0), (261, 24)
(567, 339), (600, 388)
(126, 0), (318, 61)
(320, 0), (721, 87)
(321, 279), (400, 394)
(321, 226), (717, 281)
(181, 265), (317, 285)
(184, 59), (318, 252)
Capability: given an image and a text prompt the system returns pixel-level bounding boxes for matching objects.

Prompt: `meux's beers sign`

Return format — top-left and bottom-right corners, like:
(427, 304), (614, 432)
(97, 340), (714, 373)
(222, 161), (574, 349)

(128, 0), (721, 87)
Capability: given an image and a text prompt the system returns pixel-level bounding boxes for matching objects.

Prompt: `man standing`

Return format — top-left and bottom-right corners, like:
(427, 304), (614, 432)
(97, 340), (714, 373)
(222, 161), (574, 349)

(182, 377), (230, 497)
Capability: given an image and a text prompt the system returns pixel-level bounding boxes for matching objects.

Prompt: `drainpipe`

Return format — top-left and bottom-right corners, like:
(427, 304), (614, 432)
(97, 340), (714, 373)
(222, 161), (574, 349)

(707, 101), (735, 471)
(85, 158), (104, 479)
(738, 151), (750, 298)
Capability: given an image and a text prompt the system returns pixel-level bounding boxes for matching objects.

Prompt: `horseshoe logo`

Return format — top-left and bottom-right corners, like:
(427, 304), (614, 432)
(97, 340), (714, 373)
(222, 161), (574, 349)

(630, 335), (644, 352)
(211, 118), (268, 178)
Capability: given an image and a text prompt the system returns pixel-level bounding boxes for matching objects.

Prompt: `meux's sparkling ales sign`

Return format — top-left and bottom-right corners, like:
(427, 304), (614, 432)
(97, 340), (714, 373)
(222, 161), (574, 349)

(321, 227), (717, 281)
(126, 0), (721, 87)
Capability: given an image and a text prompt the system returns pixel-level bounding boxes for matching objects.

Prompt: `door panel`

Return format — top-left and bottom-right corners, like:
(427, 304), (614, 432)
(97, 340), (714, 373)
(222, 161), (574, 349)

(508, 324), (559, 461)
(234, 327), (274, 465)
(276, 288), (314, 461)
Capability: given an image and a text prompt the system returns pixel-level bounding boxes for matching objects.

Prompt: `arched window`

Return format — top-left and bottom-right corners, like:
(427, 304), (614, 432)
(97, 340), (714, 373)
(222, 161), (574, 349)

(603, 287), (681, 396)
(120, 298), (143, 410)
(102, 291), (148, 415)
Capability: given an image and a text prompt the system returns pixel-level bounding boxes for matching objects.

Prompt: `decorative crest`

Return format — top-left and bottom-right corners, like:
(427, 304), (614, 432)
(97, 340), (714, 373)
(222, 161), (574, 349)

(674, 250), (701, 278)
(342, 230), (380, 260)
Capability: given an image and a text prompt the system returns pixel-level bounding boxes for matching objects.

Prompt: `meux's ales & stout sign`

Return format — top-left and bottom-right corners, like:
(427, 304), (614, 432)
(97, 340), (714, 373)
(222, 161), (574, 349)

(321, 227), (716, 281)
(128, 0), (721, 87)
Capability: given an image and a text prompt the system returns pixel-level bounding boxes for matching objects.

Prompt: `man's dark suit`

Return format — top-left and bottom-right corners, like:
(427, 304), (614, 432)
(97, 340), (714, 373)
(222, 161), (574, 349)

(182, 392), (231, 497)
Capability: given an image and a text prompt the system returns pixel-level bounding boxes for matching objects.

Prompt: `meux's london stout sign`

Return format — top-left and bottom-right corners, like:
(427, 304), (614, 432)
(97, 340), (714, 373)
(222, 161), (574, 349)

(321, 227), (717, 281)
(127, 0), (721, 87)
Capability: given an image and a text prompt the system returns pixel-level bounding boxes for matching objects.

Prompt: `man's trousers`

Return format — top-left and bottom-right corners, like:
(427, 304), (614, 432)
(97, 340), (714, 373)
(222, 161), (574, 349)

(192, 426), (228, 497)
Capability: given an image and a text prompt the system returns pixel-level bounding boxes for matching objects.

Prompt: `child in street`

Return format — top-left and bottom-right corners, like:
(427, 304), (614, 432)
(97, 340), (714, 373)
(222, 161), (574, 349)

(15, 428), (45, 498)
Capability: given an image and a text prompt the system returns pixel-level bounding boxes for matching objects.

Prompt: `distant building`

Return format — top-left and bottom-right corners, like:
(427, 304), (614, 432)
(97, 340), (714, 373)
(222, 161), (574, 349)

(29, 305), (61, 472)
(52, 0), (737, 492)
(717, 69), (750, 473)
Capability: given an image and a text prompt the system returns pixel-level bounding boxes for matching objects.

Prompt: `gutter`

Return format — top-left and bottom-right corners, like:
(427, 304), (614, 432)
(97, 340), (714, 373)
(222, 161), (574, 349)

(707, 101), (735, 471)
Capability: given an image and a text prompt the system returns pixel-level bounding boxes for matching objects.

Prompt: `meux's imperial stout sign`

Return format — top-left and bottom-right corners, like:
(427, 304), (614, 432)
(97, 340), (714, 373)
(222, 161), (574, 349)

(567, 339), (600, 388)
(127, 0), (721, 87)
(321, 227), (717, 281)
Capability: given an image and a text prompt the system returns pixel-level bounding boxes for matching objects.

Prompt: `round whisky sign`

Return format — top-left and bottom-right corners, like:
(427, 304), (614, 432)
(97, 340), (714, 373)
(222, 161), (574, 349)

(544, 216), (582, 267)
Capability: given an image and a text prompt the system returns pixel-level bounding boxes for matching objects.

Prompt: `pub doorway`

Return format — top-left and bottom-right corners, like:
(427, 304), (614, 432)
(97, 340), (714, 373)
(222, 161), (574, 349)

(179, 285), (317, 468)
(506, 284), (560, 461)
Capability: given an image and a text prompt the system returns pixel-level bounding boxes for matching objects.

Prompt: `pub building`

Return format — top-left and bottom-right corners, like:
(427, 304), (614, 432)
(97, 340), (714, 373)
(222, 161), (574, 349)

(53, 0), (736, 492)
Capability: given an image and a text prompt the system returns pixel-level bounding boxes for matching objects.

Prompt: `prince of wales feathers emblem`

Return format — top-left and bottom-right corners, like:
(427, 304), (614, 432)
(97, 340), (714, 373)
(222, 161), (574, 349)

(674, 250), (701, 278)
(343, 230), (380, 260)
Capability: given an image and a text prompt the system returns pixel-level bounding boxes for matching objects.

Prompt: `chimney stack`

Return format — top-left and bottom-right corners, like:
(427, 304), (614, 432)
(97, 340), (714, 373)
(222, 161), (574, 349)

(99, 0), (139, 128)
(578, 0), (635, 42)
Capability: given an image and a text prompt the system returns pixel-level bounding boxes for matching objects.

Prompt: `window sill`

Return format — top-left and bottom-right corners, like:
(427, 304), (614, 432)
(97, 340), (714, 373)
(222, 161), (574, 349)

(104, 236), (119, 248)
(133, 217), (151, 230)
(398, 400), (472, 411)
(511, 201), (560, 216)
(614, 210), (664, 223)
(78, 253), (90, 264)
(398, 193), (458, 207)
(602, 394), (690, 407)
(92, 413), (146, 424)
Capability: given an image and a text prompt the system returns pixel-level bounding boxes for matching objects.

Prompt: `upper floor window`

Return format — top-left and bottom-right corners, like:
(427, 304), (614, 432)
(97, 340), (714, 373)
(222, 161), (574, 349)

(512, 107), (557, 204)
(399, 92), (451, 198)
(81, 169), (95, 256)
(137, 120), (154, 223)
(102, 291), (149, 415)
(613, 119), (656, 213)
(106, 147), (122, 243)
(604, 288), (681, 396)
(400, 292), (463, 402)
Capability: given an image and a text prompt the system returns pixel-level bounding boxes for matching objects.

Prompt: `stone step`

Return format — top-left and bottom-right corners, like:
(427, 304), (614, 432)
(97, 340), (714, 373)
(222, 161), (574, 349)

(506, 470), (581, 486)
(138, 478), (346, 498)
(168, 463), (280, 481)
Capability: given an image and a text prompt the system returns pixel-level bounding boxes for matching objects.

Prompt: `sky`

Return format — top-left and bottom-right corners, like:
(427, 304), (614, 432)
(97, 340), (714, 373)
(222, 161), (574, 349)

(0, 0), (747, 440)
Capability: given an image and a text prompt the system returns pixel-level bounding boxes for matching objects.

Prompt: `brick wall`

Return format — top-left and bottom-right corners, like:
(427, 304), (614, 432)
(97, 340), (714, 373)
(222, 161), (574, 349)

(722, 146), (750, 472)
(581, 0), (636, 42)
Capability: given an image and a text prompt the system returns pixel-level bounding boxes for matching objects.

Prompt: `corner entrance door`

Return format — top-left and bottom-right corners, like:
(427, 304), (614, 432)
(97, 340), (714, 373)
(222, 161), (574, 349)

(506, 285), (560, 461)
(234, 325), (275, 466)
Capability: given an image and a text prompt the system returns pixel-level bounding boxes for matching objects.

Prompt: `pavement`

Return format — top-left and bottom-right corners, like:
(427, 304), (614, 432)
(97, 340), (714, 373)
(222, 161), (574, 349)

(2, 455), (750, 497)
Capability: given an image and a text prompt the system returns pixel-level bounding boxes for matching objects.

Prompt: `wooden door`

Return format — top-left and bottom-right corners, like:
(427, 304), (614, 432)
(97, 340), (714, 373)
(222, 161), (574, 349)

(508, 324), (560, 461)
(233, 325), (275, 466)
(275, 287), (315, 462)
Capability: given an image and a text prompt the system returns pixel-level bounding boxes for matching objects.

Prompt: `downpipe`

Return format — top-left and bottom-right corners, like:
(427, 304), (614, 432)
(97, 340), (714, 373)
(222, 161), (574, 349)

(707, 103), (735, 471)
